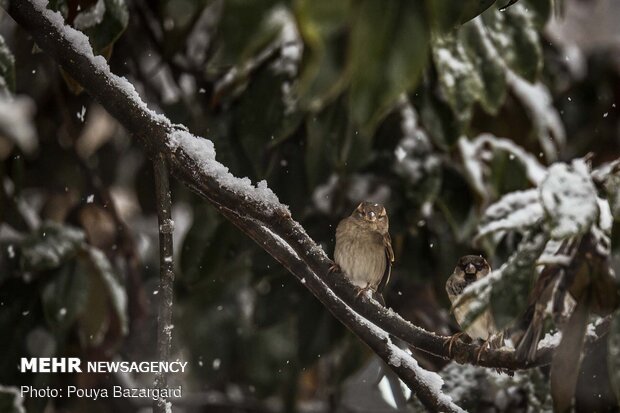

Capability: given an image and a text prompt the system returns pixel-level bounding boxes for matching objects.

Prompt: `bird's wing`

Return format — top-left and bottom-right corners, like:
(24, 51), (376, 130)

(377, 233), (394, 293)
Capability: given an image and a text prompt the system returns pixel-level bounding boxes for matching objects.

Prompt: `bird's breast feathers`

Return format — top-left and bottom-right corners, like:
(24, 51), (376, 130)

(334, 218), (387, 288)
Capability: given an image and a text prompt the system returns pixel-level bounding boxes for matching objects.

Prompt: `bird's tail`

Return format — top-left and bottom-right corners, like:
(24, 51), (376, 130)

(515, 308), (544, 363)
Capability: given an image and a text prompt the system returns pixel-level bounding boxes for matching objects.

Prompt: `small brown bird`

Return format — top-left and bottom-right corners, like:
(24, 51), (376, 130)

(333, 202), (394, 299)
(445, 255), (499, 357)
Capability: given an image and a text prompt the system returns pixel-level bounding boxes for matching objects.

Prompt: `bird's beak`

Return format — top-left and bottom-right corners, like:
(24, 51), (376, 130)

(368, 212), (377, 221)
(465, 263), (476, 276)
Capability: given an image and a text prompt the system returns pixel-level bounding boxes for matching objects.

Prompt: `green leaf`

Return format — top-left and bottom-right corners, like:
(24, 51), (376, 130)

(42, 258), (90, 332)
(20, 222), (86, 272)
(523, 0), (554, 28)
(481, 4), (542, 81)
(213, 0), (283, 68)
(413, 82), (461, 150)
(305, 99), (347, 189)
(425, 0), (481, 32)
(431, 33), (482, 123)
(78, 0), (129, 53)
(460, 19), (507, 114)
(87, 247), (128, 335)
(48, 0), (128, 54)
(458, 0), (498, 25)
(180, 206), (252, 302)
(234, 68), (303, 178)
(77, 265), (110, 346)
(0, 35), (15, 94)
(489, 231), (546, 328)
(347, 0), (429, 134)
(294, 0), (350, 111)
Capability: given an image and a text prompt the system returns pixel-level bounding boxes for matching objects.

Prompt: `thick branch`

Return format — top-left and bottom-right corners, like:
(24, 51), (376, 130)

(153, 154), (175, 412)
(4, 0), (556, 403)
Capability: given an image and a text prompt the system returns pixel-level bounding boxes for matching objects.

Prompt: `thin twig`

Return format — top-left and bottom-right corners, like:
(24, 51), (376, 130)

(153, 153), (175, 413)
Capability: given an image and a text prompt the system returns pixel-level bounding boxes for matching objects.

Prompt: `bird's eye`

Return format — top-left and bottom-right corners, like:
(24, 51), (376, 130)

(378, 215), (386, 220)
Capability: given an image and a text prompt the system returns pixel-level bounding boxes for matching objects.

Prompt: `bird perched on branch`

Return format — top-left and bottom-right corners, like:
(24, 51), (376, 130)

(445, 255), (501, 359)
(333, 202), (394, 303)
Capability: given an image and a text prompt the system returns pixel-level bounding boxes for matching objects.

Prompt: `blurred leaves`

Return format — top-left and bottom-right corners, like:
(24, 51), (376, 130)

(3, 0), (619, 409)
(20, 222), (85, 272)
(0, 96), (39, 159)
(75, 0), (129, 53)
(540, 159), (598, 239)
(50, 0), (128, 54)
(11, 220), (128, 347)
(550, 294), (589, 413)
(347, 0), (429, 135)
(431, 3), (542, 130)
(608, 311), (620, 406)
(454, 229), (547, 330)
(0, 35), (15, 94)
(294, 0), (349, 111)
(0, 386), (25, 413)
(42, 257), (90, 332)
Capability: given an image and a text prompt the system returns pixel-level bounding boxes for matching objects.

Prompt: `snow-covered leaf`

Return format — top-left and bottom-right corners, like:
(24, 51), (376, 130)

(507, 70), (565, 161)
(432, 33), (482, 123)
(540, 159), (598, 239)
(481, 4), (542, 82)
(478, 189), (543, 237)
(461, 19), (507, 114)
(458, 133), (547, 201)
(20, 222), (86, 272)
(431, 3), (545, 126)
(393, 98), (441, 206)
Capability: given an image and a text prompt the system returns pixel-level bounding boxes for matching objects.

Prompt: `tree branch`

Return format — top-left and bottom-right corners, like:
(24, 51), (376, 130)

(3, 0), (558, 409)
(153, 153), (175, 412)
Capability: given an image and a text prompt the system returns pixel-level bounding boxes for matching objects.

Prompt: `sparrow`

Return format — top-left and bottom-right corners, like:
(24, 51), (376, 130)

(333, 202), (394, 300)
(445, 255), (500, 359)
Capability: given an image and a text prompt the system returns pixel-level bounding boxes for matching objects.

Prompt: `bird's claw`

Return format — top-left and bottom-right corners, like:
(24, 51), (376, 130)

(443, 332), (466, 358)
(329, 262), (341, 273)
(355, 284), (374, 299)
(475, 338), (492, 364)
